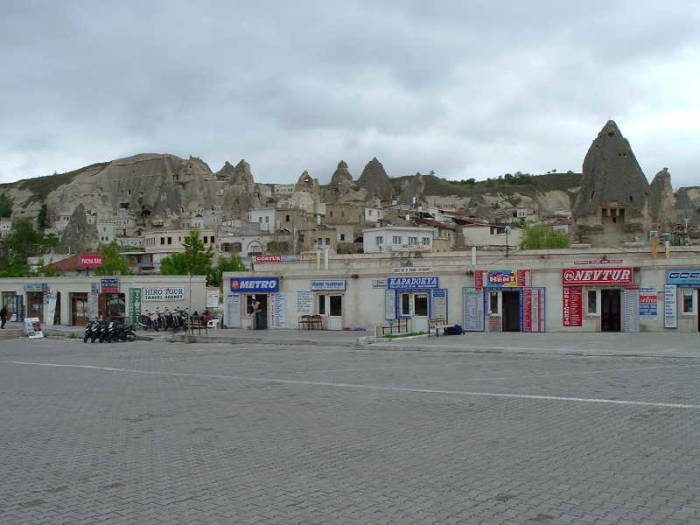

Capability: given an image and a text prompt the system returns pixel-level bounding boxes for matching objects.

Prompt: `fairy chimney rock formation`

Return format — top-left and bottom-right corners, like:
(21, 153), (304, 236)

(357, 157), (393, 201)
(573, 120), (651, 246)
(294, 170), (320, 193)
(57, 203), (99, 253)
(648, 168), (677, 232)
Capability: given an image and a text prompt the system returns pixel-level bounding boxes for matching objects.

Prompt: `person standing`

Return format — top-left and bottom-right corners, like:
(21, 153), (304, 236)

(251, 298), (264, 330)
(0, 305), (7, 329)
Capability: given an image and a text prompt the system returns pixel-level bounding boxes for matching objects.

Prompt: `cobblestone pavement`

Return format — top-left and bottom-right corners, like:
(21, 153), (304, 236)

(1, 337), (699, 524)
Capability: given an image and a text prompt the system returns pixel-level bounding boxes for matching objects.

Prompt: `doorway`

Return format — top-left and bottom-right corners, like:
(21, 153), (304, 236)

(317, 294), (343, 330)
(71, 293), (89, 326)
(246, 294), (268, 329)
(502, 291), (521, 332)
(601, 289), (621, 332)
(26, 292), (44, 322)
(400, 292), (429, 332)
(99, 293), (126, 322)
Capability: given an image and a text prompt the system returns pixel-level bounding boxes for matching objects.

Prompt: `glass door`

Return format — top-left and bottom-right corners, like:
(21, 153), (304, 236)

(317, 294), (343, 330)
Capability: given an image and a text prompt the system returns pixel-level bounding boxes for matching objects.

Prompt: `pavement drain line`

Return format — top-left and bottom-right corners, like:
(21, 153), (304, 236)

(2, 360), (700, 410)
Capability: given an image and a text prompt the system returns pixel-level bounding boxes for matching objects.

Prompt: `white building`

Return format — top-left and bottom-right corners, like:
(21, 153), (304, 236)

(96, 222), (116, 244)
(462, 224), (522, 249)
(248, 208), (276, 232)
(0, 217), (11, 238)
(364, 207), (384, 225)
(362, 226), (437, 253)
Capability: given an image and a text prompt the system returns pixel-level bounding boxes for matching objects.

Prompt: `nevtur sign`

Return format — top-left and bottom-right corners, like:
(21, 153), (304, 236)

(562, 267), (634, 286)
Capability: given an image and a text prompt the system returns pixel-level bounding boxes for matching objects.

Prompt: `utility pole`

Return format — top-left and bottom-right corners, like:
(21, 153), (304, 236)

(505, 225), (511, 258)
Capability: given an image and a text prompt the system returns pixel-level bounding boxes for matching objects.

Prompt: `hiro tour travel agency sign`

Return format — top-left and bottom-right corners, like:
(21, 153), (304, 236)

(387, 276), (439, 290)
(230, 277), (279, 293)
(143, 287), (185, 302)
(562, 267), (634, 286)
(475, 270), (531, 288)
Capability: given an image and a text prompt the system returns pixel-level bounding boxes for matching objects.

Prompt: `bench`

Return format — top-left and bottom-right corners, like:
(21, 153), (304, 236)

(186, 316), (208, 335)
(428, 317), (452, 337)
(380, 317), (408, 336)
(299, 314), (324, 330)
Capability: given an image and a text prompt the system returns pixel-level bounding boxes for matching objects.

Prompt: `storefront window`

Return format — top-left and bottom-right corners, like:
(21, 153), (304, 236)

(401, 293), (410, 315)
(587, 290), (598, 314)
(489, 292), (499, 314)
(414, 294), (428, 316)
(682, 289), (695, 314)
(318, 295), (326, 315)
(329, 296), (342, 316)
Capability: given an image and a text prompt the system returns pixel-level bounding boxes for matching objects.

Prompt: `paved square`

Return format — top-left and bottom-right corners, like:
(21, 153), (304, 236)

(1, 336), (699, 524)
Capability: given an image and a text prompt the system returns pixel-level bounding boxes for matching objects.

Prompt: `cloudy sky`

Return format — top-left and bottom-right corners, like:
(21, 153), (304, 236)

(1, 1), (698, 187)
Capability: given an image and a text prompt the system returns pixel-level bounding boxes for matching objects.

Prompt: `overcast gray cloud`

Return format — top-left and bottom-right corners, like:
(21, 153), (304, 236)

(1, 0), (699, 187)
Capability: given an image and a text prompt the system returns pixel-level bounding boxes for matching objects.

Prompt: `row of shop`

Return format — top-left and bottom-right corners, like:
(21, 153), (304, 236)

(0, 276), (207, 327)
(222, 262), (700, 333)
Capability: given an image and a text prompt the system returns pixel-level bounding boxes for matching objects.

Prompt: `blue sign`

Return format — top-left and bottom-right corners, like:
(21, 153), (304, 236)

(387, 276), (439, 290)
(230, 277), (279, 293)
(310, 280), (346, 291)
(666, 269), (700, 286)
(100, 278), (120, 293)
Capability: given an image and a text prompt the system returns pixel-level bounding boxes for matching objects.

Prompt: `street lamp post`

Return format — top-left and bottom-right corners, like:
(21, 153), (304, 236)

(505, 225), (511, 258)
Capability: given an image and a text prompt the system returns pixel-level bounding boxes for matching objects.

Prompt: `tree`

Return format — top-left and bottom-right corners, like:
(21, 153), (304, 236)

(0, 194), (12, 217)
(519, 223), (570, 250)
(207, 252), (247, 288)
(159, 230), (214, 277)
(94, 242), (132, 275)
(0, 218), (51, 277)
(37, 204), (49, 231)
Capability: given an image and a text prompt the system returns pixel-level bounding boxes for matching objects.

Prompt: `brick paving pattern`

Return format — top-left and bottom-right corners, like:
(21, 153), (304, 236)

(1, 337), (699, 524)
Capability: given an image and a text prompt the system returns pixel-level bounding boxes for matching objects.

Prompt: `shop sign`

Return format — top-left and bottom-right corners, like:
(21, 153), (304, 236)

(143, 287), (185, 301)
(79, 254), (103, 267)
(24, 317), (44, 338)
(297, 290), (313, 316)
(372, 279), (387, 288)
(310, 280), (346, 291)
(391, 267), (432, 274)
(230, 277), (279, 292)
(206, 288), (220, 308)
(562, 267), (633, 286)
(100, 278), (120, 293)
(639, 287), (657, 318)
(562, 286), (583, 327)
(664, 285), (677, 328)
(387, 276), (439, 290)
(129, 288), (141, 325)
(270, 293), (287, 328)
(573, 258), (623, 265)
(462, 288), (484, 332)
(475, 270), (531, 288)
(23, 283), (47, 292)
(666, 269), (700, 286)
(254, 255), (301, 263)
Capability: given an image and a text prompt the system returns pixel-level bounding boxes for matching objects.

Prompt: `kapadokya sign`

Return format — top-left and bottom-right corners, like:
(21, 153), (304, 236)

(230, 277), (279, 292)
(387, 276), (439, 289)
(475, 269), (531, 288)
(666, 269), (700, 286)
(143, 287), (185, 301)
(310, 280), (346, 291)
(79, 253), (103, 267)
(254, 255), (301, 263)
(562, 267), (633, 286)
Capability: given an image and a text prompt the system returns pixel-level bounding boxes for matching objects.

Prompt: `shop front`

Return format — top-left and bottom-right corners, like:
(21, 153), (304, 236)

(311, 279), (346, 330)
(2, 290), (23, 322)
(24, 283), (47, 323)
(225, 277), (281, 329)
(562, 267), (638, 332)
(70, 292), (89, 325)
(384, 276), (446, 333)
(664, 269), (700, 332)
(98, 278), (125, 322)
(464, 270), (545, 332)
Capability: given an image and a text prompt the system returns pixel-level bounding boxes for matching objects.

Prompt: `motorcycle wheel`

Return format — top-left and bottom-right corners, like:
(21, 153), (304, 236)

(125, 332), (136, 342)
(83, 333), (89, 343)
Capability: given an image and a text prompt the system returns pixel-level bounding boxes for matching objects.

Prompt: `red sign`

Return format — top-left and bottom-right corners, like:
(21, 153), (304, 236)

(80, 254), (103, 267)
(562, 286), (582, 327)
(255, 255), (283, 263)
(475, 269), (531, 288)
(522, 288), (532, 331)
(562, 267), (633, 286)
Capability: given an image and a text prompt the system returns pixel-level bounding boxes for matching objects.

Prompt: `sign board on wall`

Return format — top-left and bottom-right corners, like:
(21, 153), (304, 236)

(462, 288), (485, 332)
(79, 254), (103, 267)
(562, 267), (633, 286)
(639, 288), (657, 318)
(297, 291), (313, 316)
(270, 293), (287, 328)
(143, 287), (185, 301)
(254, 255), (301, 263)
(623, 288), (640, 332)
(666, 269), (700, 286)
(475, 270), (531, 288)
(387, 276), (439, 290)
(562, 286), (583, 327)
(225, 293), (241, 328)
(372, 279), (387, 288)
(206, 288), (220, 308)
(129, 288), (141, 324)
(429, 289), (447, 321)
(310, 280), (346, 291)
(23, 283), (47, 292)
(100, 278), (120, 293)
(230, 277), (279, 292)
(664, 285), (677, 328)
(391, 267), (432, 274)
(521, 287), (545, 332)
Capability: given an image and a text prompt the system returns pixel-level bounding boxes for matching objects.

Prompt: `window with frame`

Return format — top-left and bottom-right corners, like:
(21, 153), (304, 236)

(401, 293), (410, 316)
(414, 294), (428, 316)
(682, 289), (695, 314)
(376, 235), (384, 245)
(318, 295), (326, 315)
(339, 233), (345, 241)
(392, 235), (402, 245)
(408, 236), (418, 245)
(587, 290), (598, 315)
(329, 296), (342, 316)
(489, 292), (499, 314)
(422, 237), (431, 245)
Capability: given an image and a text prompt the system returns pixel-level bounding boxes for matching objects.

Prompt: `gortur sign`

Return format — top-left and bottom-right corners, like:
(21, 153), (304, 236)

(143, 287), (185, 301)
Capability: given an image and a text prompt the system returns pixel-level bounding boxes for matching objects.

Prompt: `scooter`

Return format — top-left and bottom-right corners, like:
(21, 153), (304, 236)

(83, 320), (99, 343)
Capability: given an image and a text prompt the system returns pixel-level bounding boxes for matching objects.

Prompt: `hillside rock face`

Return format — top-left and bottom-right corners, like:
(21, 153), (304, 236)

(648, 168), (677, 231)
(357, 158), (393, 201)
(216, 159), (255, 187)
(675, 187), (700, 226)
(57, 203), (98, 253)
(574, 120), (650, 216)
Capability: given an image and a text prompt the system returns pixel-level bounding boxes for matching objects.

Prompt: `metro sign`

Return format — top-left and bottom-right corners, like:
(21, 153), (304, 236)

(230, 277), (279, 292)
(562, 267), (633, 285)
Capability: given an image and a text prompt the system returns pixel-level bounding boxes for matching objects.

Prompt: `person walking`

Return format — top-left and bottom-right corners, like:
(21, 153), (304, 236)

(0, 305), (7, 329)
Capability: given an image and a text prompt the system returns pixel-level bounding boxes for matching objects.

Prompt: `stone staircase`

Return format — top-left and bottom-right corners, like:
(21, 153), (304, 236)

(0, 328), (23, 340)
